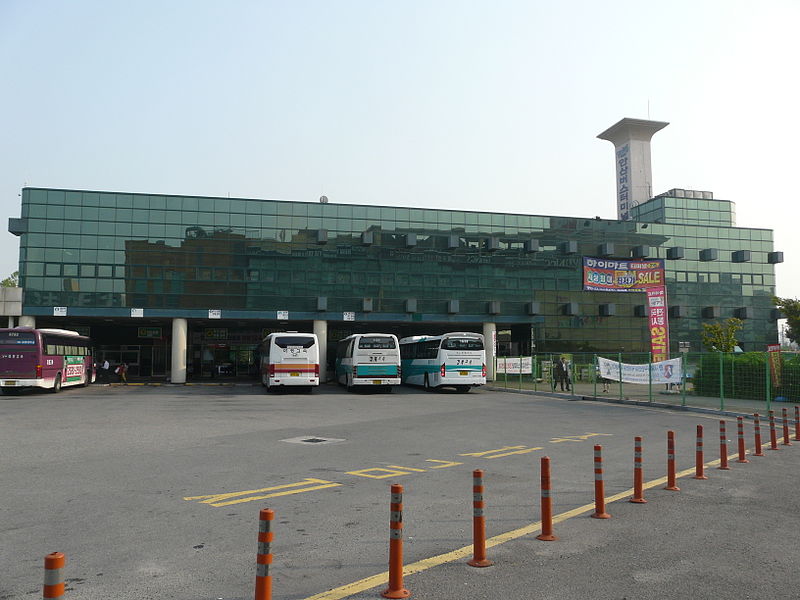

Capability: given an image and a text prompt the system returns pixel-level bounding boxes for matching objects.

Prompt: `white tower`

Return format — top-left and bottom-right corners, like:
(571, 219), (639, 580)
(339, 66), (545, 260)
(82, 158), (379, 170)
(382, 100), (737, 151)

(597, 118), (668, 220)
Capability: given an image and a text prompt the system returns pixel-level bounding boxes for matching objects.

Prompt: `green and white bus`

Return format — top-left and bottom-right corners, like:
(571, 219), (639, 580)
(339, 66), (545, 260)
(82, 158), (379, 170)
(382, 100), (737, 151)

(335, 333), (401, 392)
(399, 332), (486, 393)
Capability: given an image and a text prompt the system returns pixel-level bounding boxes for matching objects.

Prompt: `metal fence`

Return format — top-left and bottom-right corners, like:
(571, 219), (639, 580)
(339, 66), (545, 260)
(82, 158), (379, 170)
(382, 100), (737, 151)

(492, 351), (800, 414)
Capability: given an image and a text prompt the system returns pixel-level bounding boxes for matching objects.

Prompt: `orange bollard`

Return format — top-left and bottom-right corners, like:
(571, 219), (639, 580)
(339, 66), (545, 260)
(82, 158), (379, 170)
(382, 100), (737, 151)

(382, 484), (411, 599)
(467, 469), (493, 567)
(536, 456), (557, 541)
(736, 416), (749, 463)
(769, 411), (779, 451)
(630, 436), (647, 504)
(782, 408), (792, 446)
(254, 509), (274, 600)
(718, 420), (730, 470)
(693, 425), (708, 480)
(795, 406), (800, 441)
(753, 414), (765, 456)
(43, 552), (66, 599)
(591, 445), (611, 519)
(664, 430), (680, 491)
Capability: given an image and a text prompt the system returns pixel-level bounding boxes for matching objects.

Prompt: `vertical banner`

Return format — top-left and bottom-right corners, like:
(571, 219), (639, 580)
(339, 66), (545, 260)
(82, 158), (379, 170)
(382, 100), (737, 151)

(646, 287), (670, 362)
(767, 344), (782, 388)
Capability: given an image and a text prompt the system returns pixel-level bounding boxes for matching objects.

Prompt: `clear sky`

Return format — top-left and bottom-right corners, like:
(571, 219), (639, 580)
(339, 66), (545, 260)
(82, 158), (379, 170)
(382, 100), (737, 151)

(1, 1), (798, 299)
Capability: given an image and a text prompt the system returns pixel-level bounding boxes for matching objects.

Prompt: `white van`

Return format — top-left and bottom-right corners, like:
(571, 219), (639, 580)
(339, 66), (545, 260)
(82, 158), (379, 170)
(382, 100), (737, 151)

(258, 332), (320, 392)
(335, 333), (401, 392)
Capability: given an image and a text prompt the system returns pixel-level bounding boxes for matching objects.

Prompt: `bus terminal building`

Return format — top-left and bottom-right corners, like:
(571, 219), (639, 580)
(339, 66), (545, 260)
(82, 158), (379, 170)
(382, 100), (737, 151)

(4, 121), (785, 382)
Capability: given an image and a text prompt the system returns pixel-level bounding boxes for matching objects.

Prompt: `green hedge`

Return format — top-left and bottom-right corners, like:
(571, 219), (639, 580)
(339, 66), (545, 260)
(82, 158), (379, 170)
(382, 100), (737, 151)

(693, 352), (799, 402)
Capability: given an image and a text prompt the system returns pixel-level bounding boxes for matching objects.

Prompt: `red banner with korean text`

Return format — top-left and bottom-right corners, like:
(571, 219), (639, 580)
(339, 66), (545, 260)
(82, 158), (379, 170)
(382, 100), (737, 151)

(646, 287), (670, 362)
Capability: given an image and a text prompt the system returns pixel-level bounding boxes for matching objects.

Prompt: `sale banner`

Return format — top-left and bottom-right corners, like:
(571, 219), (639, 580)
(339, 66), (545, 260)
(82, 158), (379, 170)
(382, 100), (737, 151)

(646, 286), (670, 362)
(583, 257), (665, 292)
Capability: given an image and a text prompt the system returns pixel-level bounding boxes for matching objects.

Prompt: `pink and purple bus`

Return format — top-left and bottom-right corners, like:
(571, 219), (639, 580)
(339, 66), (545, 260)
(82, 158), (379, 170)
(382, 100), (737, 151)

(0, 328), (95, 394)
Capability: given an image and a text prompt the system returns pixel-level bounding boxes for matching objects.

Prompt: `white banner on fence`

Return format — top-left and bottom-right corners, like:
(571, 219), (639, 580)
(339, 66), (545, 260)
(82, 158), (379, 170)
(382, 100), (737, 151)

(597, 356), (683, 385)
(496, 357), (533, 375)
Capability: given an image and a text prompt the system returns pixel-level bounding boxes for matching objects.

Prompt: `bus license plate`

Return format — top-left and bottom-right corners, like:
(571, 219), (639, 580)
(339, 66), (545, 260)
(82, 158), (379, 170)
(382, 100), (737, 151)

(459, 371), (469, 376)
(290, 372), (300, 377)
(5, 380), (16, 386)
(373, 380), (382, 385)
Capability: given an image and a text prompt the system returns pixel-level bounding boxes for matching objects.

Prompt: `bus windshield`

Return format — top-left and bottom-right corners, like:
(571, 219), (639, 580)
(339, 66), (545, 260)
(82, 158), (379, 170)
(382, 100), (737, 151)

(358, 337), (396, 349)
(442, 338), (483, 351)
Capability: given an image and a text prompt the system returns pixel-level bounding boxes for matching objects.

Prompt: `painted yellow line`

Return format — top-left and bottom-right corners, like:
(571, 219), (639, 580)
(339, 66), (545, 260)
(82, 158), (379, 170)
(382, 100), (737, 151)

(301, 446), (771, 600)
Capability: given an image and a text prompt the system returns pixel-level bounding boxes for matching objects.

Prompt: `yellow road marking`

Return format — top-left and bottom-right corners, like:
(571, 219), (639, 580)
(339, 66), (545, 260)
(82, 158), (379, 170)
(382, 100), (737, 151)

(387, 465), (427, 472)
(484, 447), (543, 458)
(425, 459), (463, 468)
(184, 478), (342, 507)
(346, 467), (414, 479)
(459, 446), (527, 457)
(301, 447), (763, 600)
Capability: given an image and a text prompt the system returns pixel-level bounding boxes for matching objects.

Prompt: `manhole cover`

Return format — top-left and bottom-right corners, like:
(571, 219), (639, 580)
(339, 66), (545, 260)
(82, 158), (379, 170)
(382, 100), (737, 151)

(281, 436), (346, 445)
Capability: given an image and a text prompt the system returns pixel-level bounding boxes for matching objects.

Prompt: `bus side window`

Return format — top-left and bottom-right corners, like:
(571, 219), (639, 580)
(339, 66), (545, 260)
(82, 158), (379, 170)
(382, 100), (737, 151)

(46, 344), (57, 355)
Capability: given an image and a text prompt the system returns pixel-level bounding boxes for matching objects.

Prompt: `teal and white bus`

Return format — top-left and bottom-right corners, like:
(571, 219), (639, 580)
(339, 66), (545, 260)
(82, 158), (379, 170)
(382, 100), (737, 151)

(399, 332), (486, 393)
(335, 333), (401, 392)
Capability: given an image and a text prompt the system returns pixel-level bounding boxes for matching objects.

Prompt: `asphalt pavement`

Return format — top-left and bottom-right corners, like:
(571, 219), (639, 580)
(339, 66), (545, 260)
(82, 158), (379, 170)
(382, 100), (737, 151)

(1, 383), (798, 600)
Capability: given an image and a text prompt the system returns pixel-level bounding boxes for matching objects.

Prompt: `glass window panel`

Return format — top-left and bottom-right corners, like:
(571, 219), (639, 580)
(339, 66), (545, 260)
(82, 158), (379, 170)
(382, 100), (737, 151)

(63, 220), (80, 234)
(98, 265), (113, 277)
(27, 263), (44, 276)
(150, 210), (166, 223)
(132, 224), (149, 236)
(115, 223), (132, 236)
(29, 204), (46, 217)
(46, 205), (65, 219)
(182, 197), (198, 211)
(150, 196), (166, 210)
(81, 265), (96, 277)
(28, 219), (46, 232)
(47, 190), (66, 204)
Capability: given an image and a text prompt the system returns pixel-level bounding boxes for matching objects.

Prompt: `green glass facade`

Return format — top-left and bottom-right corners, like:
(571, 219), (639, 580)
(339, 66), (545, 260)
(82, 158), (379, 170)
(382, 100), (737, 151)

(11, 187), (780, 354)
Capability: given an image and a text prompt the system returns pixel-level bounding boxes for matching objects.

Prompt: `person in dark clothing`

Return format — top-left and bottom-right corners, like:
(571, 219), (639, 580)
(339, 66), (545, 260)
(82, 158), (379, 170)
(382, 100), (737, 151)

(554, 357), (571, 391)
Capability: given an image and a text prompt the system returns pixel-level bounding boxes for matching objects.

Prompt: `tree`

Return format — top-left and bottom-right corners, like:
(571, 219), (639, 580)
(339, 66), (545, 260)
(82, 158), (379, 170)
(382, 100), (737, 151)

(774, 297), (800, 344)
(701, 317), (743, 352)
(1, 271), (18, 287)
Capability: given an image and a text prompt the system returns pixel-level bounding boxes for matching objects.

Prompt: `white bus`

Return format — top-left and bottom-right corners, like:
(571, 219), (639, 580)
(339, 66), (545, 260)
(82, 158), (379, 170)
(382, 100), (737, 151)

(335, 333), (401, 392)
(258, 332), (320, 392)
(399, 332), (486, 393)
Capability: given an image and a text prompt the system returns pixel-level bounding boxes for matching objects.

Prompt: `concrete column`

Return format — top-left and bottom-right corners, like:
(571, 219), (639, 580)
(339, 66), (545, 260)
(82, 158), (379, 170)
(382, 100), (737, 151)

(483, 322), (496, 381)
(313, 320), (328, 382)
(18, 315), (35, 328)
(7, 316), (15, 328)
(171, 318), (188, 384)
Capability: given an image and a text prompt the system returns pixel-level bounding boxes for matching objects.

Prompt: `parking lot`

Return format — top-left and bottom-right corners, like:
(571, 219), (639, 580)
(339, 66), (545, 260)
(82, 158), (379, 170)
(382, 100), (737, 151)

(2, 383), (799, 599)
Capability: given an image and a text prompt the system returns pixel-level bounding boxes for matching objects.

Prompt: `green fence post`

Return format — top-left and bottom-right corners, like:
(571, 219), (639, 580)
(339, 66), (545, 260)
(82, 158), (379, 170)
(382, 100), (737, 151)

(503, 357), (507, 388)
(618, 352), (623, 400)
(719, 351), (724, 411)
(518, 355), (522, 391)
(648, 352), (653, 404)
(593, 354), (597, 398)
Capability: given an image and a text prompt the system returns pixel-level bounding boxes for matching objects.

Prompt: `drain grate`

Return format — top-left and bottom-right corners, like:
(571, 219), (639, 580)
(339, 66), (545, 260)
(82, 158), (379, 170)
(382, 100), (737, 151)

(281, 436), (346, 445)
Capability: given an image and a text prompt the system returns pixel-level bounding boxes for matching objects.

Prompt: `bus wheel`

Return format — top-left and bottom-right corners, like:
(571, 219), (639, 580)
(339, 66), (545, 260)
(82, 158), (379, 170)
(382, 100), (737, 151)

(456, 385), (470, 394)
(52, 375), (62, 393)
